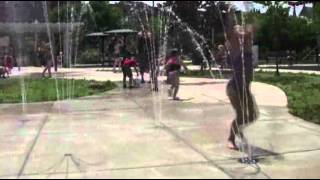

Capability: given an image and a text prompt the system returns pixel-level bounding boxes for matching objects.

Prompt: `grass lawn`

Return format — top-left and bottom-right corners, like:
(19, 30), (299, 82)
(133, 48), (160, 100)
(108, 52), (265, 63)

(0, 78), (117, 104)
(255, 72), (320, 125)
(182, 70), (320, 125)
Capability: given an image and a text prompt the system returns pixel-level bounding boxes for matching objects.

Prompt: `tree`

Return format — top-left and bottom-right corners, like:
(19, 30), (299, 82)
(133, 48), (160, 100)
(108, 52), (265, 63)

(49, 2), (83, 23)
(49, 1), (124, 32)
(253, 1), (290, 51)
(200, 1), (229, 46)
(165, 1), (202, 31)
(89, 1), (123, 31)
(249, 1), (320, 64)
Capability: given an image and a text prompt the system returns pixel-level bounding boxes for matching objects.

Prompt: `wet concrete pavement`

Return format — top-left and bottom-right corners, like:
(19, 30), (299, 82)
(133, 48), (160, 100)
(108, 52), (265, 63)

(0, 67), (320, 179)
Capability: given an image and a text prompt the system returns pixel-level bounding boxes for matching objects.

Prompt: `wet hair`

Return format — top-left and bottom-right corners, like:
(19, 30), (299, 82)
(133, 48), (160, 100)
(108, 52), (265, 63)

(123, 52), (133, 59)
(170, 49), (178, 57)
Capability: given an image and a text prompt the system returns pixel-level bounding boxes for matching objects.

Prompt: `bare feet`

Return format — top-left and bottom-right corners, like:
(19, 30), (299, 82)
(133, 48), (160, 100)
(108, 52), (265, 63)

(227, 140), (239, 151)
(173, 97), (181, 101)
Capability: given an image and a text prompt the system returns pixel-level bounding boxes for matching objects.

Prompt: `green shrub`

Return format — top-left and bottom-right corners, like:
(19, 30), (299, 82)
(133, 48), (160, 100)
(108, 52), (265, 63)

(78, 48), (101, 64)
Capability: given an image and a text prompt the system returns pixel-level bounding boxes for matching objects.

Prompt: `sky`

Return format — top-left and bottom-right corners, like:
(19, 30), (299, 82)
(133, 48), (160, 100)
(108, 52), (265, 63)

(110, 1), (312, 16)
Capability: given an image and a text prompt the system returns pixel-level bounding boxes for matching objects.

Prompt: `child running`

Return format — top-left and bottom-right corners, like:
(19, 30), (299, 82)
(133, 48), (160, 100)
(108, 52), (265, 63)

(165, 49), (188, 101)
(122, 53), (139, 89)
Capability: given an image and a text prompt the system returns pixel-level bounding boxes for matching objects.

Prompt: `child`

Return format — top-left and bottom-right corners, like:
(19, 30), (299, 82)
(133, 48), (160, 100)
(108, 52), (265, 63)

(215, 45), (227, 70)
(4, 54), (14, 74)
(113, 38), (123, 73)
(39, 44), (52, 78)
(225, 6), (259, 150)
(165, 49), (188, 101)
(57, 51), (63, 68)
(122, 53), (139, 89)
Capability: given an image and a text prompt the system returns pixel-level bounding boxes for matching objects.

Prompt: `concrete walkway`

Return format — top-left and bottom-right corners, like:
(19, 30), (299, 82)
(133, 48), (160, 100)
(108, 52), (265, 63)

(187, 64), (320, 75)
(1, 67), (320, 179)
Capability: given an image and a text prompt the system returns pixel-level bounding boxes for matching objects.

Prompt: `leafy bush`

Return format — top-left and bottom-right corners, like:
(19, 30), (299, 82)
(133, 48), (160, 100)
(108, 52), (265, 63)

(78, 48), (101, 64)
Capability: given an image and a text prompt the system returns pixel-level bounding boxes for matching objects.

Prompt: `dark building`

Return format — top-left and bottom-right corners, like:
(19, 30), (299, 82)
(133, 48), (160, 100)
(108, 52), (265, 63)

(0, 1), (82, 68)
(0, 1), (48, 23)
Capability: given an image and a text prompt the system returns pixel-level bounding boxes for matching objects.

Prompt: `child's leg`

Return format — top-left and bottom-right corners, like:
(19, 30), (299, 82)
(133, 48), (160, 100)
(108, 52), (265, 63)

(128, 69), (133, 88)
(1, 69), (6, 78)
(113, 57), (118, 72)
(118, 58), (122, 72)
(168, 85), (173, 97)
(123, 75), (127, 88)
(138, 63), (144, 83)
(172, 72), (180, 100)
(129, 77), (133, 88)
(42, 67), (47, 77)
(173, 84), (179, 100)
(48, 64), (52, 77)
(140, 71), (145, 83)
(167, 71), (173, 97)
(226, 82), (245, 150)
(5, 68), (9, 77)
(122, 67), (127, 88)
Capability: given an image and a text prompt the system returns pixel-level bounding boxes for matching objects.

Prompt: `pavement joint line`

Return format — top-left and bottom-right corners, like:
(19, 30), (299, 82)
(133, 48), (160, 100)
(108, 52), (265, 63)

(16, 114), (50, 179)
(49, 107), (143, 114)
(208, 147), (320, 164)
(200, 94), (290, 111)
(159, 122), (237, 179)
(275, 148), (320, 157)
(94, 160), (209, 173)
(293, 125), (320, 136)
(291, 122), (320, 135)
(0, 161), (210, 178)
(127, 93), (236, 178)
(256, 118), (320, 135)
(201, 93), (229, 105)
(4, 148), (319, 178)
(16, 102), (56, 179)
(127, 91), (272, 179)
(148, 124), (202, 130)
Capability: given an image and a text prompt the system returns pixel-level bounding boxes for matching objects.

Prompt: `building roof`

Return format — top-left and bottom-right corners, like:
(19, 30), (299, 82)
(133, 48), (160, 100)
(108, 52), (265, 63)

(104, 29), (137, 34)
(85, 32), (108, 37)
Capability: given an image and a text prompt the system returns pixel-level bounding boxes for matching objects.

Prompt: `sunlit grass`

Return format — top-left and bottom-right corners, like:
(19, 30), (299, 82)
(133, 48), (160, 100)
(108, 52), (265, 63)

(0, 78), (116, 104)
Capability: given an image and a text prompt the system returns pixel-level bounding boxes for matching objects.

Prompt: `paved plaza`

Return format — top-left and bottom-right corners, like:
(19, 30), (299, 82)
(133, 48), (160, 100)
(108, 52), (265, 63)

(1, 67), (320, 179)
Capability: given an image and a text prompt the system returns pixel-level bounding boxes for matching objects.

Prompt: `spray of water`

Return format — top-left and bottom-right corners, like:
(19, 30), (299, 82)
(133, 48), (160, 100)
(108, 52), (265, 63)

(11, 2), (27, 115)
(130, 1), (259, 163)
(42, 1), (61, 108)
